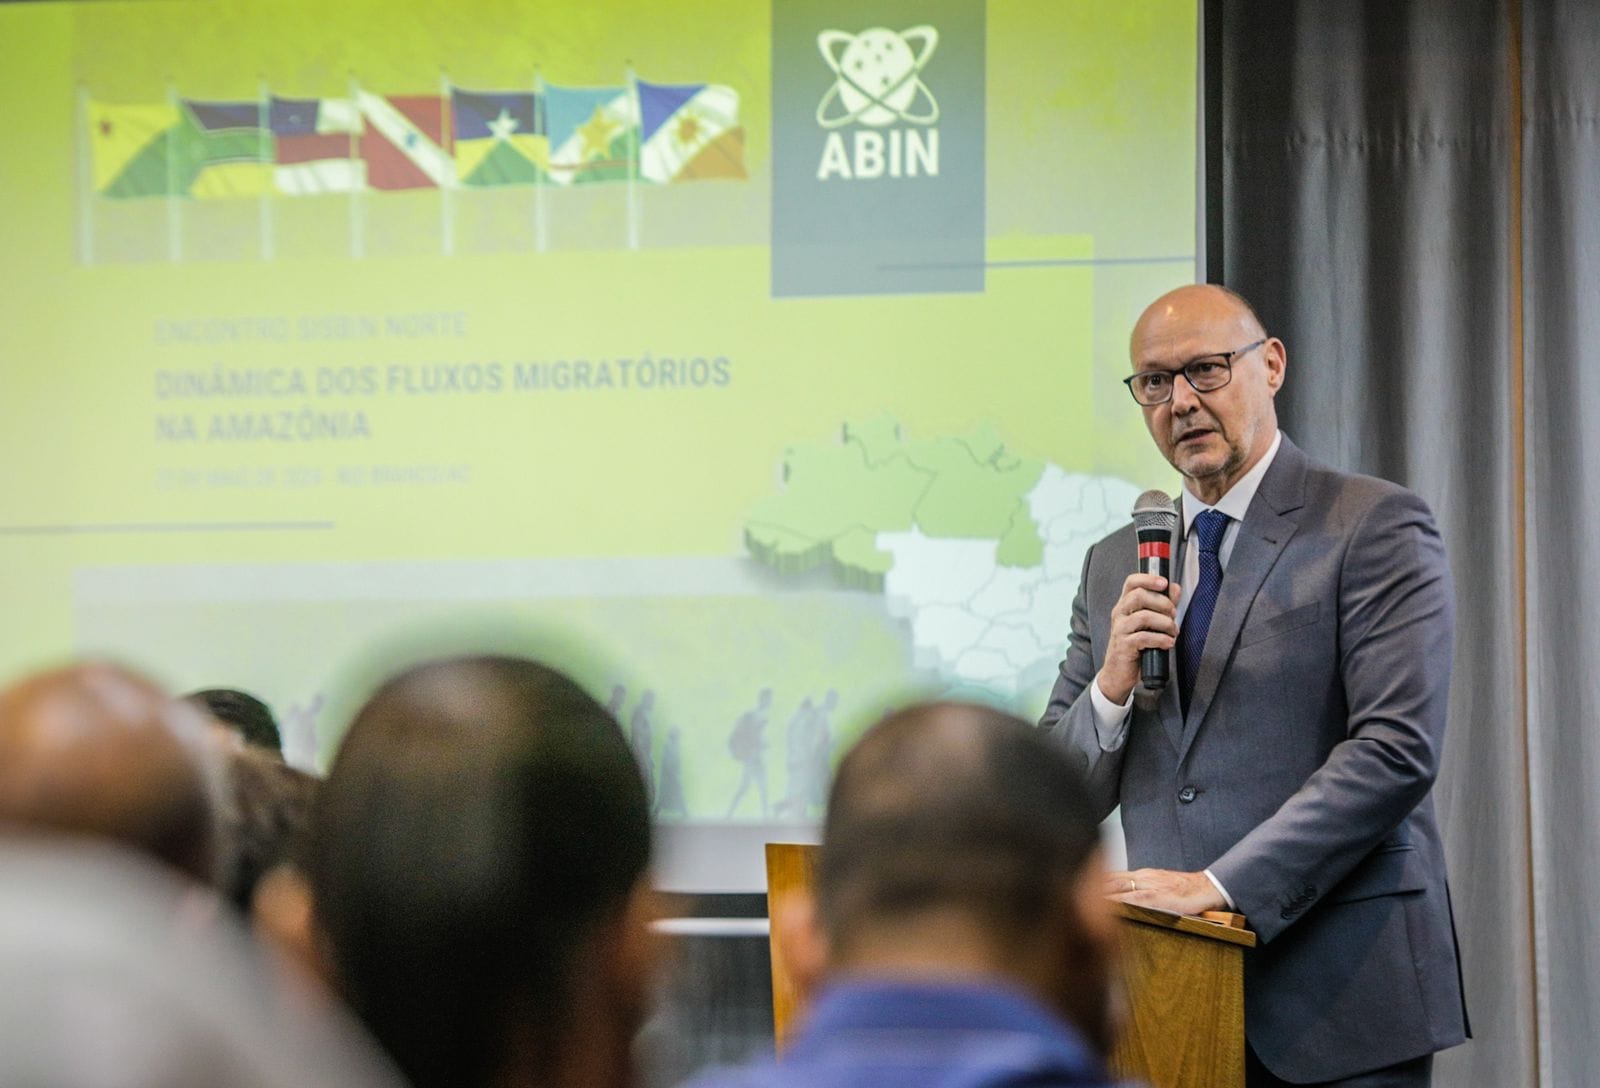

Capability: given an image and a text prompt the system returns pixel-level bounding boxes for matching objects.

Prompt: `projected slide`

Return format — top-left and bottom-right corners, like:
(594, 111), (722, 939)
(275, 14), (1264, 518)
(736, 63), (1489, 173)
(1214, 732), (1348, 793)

(0, 0), (1195, 886)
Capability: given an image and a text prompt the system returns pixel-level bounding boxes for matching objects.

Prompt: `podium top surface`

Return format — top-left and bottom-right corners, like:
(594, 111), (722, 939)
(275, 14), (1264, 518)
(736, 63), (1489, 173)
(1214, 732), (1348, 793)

(1114, 902), (1258, 948)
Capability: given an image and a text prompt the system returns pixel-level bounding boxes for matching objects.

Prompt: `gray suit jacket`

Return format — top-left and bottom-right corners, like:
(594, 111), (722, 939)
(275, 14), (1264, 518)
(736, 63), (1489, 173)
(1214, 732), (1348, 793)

(1040, 436), (1468, 1082)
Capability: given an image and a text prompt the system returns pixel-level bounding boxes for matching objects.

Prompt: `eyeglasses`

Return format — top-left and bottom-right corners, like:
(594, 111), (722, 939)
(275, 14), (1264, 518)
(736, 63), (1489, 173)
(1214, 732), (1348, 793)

(1122, 338), (1267, 406)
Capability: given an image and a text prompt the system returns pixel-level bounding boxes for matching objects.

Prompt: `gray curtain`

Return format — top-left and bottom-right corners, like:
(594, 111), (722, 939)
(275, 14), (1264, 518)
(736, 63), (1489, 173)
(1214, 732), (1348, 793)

(1218, 1), (1600, 1083)
(1522, 4), (1600, 1085)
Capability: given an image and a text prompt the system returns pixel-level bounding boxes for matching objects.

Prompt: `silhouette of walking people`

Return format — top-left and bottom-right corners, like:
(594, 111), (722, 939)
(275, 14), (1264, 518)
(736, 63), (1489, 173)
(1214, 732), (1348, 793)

(726, 688), (773, 818)
(776, 695), (819, 819)
(629, 689), (656, 807)
(656, 727), (688, 819)
(808, 689), (838, 811)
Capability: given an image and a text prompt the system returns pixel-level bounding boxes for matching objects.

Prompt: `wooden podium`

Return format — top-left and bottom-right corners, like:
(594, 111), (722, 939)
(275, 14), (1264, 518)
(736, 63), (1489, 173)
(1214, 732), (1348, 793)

(765, 841), (820, 1049)
(766, 843), (1255, 1088)
(1109, 900), (1255, 1088)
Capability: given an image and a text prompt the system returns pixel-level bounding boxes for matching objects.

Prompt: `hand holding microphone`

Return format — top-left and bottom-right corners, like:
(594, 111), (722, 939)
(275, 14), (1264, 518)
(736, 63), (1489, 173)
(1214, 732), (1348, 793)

(1093, 491), (1182, 705)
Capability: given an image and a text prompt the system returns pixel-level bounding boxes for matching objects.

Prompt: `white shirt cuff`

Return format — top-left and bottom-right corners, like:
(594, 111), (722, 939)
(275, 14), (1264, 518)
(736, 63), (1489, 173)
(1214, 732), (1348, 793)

(1089, 678), (1134, 751)
(1203, 868), (1236, 910)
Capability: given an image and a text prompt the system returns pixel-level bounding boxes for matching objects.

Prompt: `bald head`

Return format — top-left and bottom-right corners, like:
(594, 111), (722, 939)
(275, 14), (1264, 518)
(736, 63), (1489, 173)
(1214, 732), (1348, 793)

(1129, 283), (1285, 503)
(818, 701), (1101, 955)
(0, 664), (216, 882)
(1131, 283), (1266, 355)
(807, 702), (1117, 1050)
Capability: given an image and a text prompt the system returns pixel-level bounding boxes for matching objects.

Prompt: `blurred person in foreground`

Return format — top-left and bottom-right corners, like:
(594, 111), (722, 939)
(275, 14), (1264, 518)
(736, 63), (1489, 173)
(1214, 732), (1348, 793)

(0, 836), (403, 1088)
(691, 701), (1124, 1088)
(179, 689), (325, 967)
(0, 662), (401, 1086)
(0, 662), (219, 882)
(302, 655), (660, 1088)
(187, 686), (284, 756)
(216, 745), (319, 914)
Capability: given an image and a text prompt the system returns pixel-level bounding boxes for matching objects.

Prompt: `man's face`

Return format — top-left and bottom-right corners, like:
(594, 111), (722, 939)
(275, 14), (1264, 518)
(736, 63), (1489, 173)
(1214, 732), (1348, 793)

(1130, 293), (1283, 497)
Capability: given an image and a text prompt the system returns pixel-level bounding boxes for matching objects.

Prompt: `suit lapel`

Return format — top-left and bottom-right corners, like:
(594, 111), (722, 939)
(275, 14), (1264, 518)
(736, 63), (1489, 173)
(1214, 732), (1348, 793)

(1177, 438), (1308, 763)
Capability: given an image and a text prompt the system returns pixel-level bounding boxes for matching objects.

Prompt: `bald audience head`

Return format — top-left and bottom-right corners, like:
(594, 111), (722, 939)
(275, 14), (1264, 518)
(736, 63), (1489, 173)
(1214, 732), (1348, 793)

(0, 663), (216, 882)
(808, 701), (1117, 1051)
(306, 655), (655, 1088)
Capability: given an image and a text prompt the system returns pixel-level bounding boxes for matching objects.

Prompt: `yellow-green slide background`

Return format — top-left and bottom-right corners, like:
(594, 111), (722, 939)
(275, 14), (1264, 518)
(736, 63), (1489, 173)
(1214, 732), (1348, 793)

(0, 0), (1195, 822)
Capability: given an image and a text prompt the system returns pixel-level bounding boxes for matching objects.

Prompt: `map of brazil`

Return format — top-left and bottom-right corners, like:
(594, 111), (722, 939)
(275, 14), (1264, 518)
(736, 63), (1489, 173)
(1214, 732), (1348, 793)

(745, 419), (1142, 698)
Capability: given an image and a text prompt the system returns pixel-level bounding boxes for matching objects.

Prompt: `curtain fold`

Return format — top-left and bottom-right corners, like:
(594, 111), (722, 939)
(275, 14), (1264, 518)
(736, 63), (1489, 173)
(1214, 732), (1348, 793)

(1219, 4), (1537, 1085)
(1521, 4), (1600, 1085)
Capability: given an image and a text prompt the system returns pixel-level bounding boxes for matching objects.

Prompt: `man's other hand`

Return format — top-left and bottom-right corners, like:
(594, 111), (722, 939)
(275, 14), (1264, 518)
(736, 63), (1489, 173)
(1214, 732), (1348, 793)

(1104, 868), (1225, 915)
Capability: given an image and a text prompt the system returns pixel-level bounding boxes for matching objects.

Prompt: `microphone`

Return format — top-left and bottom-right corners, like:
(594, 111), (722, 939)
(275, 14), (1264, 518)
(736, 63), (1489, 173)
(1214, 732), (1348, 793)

(1132, 490), (1179, 691)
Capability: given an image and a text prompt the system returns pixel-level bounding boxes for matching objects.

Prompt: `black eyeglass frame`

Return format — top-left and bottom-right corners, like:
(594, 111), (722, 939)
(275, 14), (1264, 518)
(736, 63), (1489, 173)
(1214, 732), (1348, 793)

(1121, 337), (1268, 406)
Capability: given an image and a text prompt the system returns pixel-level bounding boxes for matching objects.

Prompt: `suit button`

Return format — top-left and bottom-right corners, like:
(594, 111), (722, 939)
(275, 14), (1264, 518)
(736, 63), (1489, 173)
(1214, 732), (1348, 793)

(1178, 786), (1197, 803)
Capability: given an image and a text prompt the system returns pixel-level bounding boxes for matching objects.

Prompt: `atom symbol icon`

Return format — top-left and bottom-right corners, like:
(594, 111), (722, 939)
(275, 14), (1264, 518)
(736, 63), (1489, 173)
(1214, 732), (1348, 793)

(816, 25), (940, 129)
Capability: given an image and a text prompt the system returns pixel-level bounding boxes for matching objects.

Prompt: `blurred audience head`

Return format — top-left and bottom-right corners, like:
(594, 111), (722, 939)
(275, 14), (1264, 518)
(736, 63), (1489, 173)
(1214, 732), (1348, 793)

(187, 687), (283, 755)
(0, 836), (402, 1088)
(786, 700), (1117, 1053)
(306, 655), (656, 1088)
(216, 746), (318, 914)
(0, 662), (218, 883)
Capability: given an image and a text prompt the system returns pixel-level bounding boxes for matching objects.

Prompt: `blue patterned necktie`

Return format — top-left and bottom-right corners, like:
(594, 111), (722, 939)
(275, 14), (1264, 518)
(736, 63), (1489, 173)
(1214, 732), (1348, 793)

(1177, 508), (1231, 714)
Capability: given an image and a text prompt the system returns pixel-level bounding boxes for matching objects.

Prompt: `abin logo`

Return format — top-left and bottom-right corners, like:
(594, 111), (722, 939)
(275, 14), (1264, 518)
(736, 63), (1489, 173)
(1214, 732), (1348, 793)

(771, 0), (981, 297)
(815, 26), (940, 181)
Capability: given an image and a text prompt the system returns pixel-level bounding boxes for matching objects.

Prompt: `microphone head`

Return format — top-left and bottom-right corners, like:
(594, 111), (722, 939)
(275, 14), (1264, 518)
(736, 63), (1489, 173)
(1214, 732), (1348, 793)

(1132, 489), (1179, 536)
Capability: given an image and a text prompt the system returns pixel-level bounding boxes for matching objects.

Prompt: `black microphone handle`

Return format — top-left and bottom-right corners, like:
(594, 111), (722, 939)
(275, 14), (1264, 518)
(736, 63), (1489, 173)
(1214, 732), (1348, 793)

(1140, 648), (1168, 690)
(1138, 550), (1171, 691)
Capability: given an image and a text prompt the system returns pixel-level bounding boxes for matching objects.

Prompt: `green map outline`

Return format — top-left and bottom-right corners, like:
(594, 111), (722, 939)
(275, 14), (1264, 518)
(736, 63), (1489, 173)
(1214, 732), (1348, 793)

(744, 417), (1047, 590)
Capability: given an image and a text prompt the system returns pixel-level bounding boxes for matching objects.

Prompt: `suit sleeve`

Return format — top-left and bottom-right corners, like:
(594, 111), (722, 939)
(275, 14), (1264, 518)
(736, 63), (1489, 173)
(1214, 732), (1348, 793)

(1038, 542), (1126, 821)
(1208, 488), (1453, 943)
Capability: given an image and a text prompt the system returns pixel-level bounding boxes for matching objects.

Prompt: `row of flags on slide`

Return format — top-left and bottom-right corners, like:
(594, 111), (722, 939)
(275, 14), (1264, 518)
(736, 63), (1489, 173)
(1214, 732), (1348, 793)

(87, 80), (746, 199)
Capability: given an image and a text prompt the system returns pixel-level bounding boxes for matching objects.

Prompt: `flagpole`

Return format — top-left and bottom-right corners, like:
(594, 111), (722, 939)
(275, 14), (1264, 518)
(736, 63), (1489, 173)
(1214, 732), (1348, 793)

(534, 69), (548, 253)
(625, 62), (639, 251)
(440, 68), (454, 256)
(75, 83), (94, 266)
(348, 72), (363, 260)
(166, 78), (182, 263)
(259, 75), (274, 261)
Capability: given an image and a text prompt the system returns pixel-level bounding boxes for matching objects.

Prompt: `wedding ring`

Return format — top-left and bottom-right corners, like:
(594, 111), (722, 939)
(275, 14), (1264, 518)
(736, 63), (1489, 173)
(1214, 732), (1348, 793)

(1129, 878), (1138, 893)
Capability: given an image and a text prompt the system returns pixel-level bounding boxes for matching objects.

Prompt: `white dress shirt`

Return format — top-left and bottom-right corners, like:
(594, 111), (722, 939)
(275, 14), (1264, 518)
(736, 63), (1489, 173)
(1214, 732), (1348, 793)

(1088, 430), (1284, 908)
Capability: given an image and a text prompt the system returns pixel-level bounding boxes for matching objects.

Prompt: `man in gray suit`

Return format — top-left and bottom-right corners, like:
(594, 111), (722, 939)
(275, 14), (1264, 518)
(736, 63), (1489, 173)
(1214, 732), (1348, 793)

(1041, 284), (1467, 1086)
